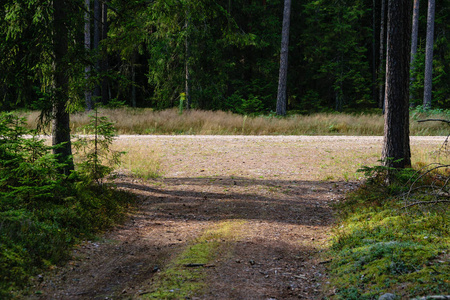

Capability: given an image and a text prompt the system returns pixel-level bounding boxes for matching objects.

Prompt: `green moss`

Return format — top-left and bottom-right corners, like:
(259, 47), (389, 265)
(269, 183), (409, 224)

(327, 176), (450, 299)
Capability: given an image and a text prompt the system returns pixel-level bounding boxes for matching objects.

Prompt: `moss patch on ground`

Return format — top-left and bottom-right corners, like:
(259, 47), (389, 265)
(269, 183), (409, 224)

(141, 220), (246, 299)
(326, 173), (450, 299)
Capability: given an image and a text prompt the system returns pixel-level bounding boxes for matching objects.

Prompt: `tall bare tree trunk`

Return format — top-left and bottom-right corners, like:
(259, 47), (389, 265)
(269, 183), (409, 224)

(101, 2), (109, 105)
(93, 0), (101, 102)
(228, 0), (232, 30)
(409, 0), (420, 106)
(276, 0), (292, 116)
(378, 0), (386, 109)
(131, 51), (137, 108)
(84, 0), (92, 111)
(52, 0), (74, 175)
(423, 0), (435, 109)
(372, 0), (377, 106)
(185, 7), (191, 110)
(382, 0), (412, 170)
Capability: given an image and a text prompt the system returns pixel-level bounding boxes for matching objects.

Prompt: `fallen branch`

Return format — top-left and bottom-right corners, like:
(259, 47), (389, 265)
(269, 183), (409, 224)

(184, 263), (205, 267)
(417, 119), (450, 124)
(319, 259), (332, 264)
(402, 199), (450, 209)
(183, 263), (216, 268)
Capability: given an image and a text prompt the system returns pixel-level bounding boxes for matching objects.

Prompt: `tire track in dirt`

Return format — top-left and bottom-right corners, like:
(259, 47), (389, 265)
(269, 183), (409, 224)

(28, 136), (444, 299)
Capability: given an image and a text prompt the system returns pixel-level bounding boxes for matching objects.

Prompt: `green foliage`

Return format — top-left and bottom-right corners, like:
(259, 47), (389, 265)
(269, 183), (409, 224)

(0, 113), (67, 208)
(327, 166), (450, 299)
(179, 93), (185, 114)
(0, 113), (134, 298)
(2, 0), (450, 113)
(241, 95), (265, 115)
(410, 105), (450, 121)
(0, 0), (86, 112)
(357, 160), (418, 193)
(141, 0), (282, 112)
(299, 0), (372, 111)
(410, 0), (450, 109)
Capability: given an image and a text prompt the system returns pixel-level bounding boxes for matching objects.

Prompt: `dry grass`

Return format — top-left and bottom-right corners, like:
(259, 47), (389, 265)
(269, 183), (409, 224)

(112, 139), (163, 179)
(22, 108), (450, 136)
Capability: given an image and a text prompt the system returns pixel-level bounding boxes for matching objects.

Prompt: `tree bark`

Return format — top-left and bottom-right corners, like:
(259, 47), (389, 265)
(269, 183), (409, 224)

(93, 0), (101, 101)
(378, 0), (386, 109)
(409, 0), (420, 106)
(101, 2), (109, 105)
(382, 0), (412, 169)
(423, 0), (435, 109)
(185, 8), (191, 110)
(84, 0), (92, 111)
(131, 51), (137, 108)
(372, 0), (377, 107)
(52, 0), (74, 175)
(276, 0), (291, 116)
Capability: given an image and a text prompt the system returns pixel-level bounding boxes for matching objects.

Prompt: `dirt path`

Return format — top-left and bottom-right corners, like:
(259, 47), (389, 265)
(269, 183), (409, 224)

(28, 136), (445, 299)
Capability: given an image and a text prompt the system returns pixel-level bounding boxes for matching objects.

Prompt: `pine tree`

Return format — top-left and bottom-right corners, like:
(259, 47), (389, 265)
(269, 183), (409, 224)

(423, 0), (436, 109)
(276, 0), (292, 116)
(382, 0), (412, 170)
(409, 0), (419, 106)
(85, 0), (93, 111)
(52, 0), (74, 175)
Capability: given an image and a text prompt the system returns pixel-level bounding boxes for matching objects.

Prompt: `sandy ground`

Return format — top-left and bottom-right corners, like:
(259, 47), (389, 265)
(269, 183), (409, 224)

(27, 136), (445, 299)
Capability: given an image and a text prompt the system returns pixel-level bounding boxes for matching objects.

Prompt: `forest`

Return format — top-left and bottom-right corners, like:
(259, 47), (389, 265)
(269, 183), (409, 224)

(1, 0), (450, 299)
(1, 0), (449, 114)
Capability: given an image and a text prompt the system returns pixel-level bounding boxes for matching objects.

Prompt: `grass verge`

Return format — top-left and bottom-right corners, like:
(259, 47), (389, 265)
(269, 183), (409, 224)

(141, 220), (246, 299)
(22, 107), (450, 136)
(326, 168), (450, 299)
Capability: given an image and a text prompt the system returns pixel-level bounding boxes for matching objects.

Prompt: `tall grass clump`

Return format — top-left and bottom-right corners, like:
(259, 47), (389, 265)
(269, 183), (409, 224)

(0, 113), (135, 299)
(326, 163), (449, 299)
(121, 148), (163, 179)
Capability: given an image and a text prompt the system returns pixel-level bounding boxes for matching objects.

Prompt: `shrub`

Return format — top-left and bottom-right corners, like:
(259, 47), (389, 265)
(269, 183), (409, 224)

(0, 113), (134, 298)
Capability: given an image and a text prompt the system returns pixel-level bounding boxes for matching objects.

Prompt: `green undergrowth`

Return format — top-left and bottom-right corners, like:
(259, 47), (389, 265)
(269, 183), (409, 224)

(0, 113), (136, 299)
(142, 220), (245, 299)
(326, 167), (450, 299)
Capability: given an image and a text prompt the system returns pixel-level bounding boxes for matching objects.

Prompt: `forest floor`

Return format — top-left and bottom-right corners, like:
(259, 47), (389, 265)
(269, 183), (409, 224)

(27, 136), (444, 299)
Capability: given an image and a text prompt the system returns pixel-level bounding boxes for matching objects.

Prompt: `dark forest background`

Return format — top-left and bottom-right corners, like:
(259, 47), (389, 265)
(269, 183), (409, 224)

(1, 0), (449, 114)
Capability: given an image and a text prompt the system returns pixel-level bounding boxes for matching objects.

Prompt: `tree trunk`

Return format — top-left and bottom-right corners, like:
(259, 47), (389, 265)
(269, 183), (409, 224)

(228, 0), (232, 26)
(131, 51), (137, 108)
(52, 0), (74, 175)
(276, 0), (291, 116)
(93, 0), (101, 101)
(382, 0), (412, 170)
(372, 0), (377, 106)
(101, 2), (109, 105)
(185, 8), (191, 110)
(378, 0), (386, 109)
(84, 0), (92, 111)
(423, 0), (435, 109)
(409, 0), (420, 106)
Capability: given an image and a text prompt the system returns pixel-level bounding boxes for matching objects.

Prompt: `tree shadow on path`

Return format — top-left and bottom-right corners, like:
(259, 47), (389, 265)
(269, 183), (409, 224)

(116, 175), (341, 227)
